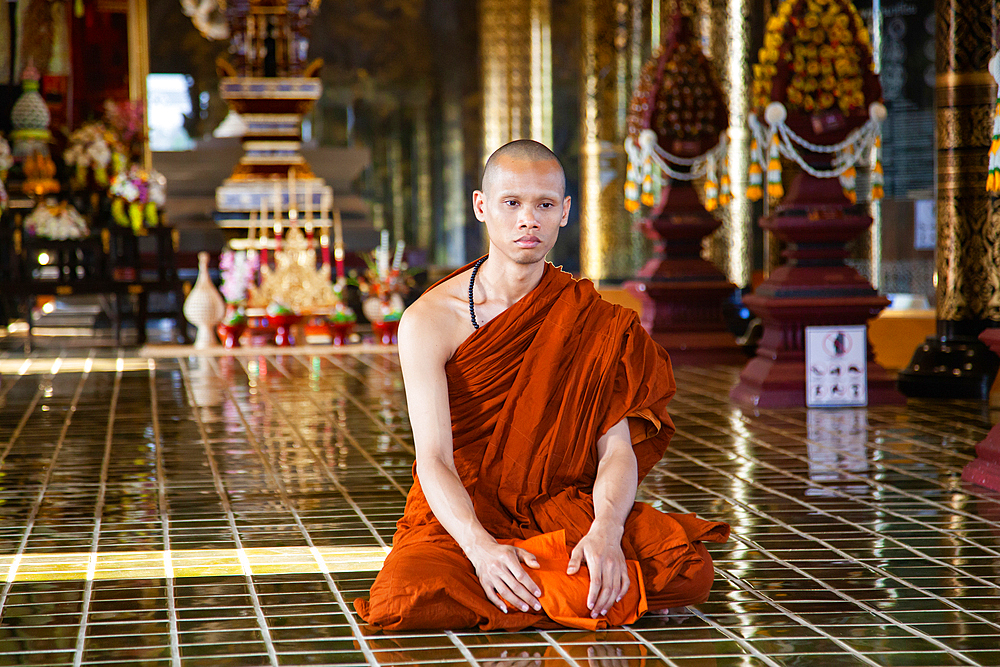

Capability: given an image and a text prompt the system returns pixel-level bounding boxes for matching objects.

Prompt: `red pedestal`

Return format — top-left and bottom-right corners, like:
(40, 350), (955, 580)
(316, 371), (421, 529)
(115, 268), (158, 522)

(624, 182), (743, 365)
(961, 330), (1000, 491)
(372, 320), (399, 345)
(269, 314), (301, 346)
(327, 321), (354, 346)
(217, 322), (246, 348)
(729, 166), (904, 408)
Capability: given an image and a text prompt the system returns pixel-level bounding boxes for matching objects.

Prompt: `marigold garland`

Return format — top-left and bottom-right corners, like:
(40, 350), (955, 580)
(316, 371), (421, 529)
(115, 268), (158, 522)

(988, 52), (1000, 193)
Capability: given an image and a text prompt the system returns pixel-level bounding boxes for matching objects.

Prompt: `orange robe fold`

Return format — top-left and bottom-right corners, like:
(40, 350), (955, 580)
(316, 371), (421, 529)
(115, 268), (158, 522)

(355, 262), (730, 631)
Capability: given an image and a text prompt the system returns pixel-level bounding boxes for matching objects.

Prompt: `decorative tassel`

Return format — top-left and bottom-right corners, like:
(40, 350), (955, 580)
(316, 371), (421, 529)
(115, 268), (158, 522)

(640, 157), (655, 207)
(704, 156), (719, 212)
(871, 136), (884, 201)
(747, 139), (763, 201)
(719, 154), (732, 206)
(840, 146), (857, 204)
(988, 99), (1000, 193)
(766, 133), (783, 199)
(624, 157), (640, 212)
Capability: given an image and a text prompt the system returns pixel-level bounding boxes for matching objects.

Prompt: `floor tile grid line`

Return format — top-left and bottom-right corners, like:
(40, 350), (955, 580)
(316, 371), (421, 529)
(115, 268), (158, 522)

(73, 352), (122, 667)
(229, 356), (391, 550)
(677, 380), (994, 480)
(177, 359), (280, 667)
(537, 630), (584, 667)
(742, 401), (982, 468)
(348, 353), (403, 382)
(680, 384), (983, 476)
(313, 355), (416, 457)
(0, 357), (31, 404)
(661, 427), (1000, 600)
(673, 383), (981, 482)
(670, 395), (1000, 538)
(676, 366), (991, 450)
(267, 356), (410, 496)
(203, 359), (380, 667)
(148, 359), (182, 667)
(653, 446), (1000, 634)
(682, 609), (789, 667)
(654, 489), (984, 667)
(757, 406), (976, 474)
(444, 630), (488, 667)
(620, 627), (686, 667)
(0, 357), (54, 464)
(0, 355), (91, 623)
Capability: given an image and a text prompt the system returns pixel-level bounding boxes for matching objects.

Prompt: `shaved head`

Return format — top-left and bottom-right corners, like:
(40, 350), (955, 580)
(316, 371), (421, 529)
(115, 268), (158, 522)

(482, 140), (566, 197)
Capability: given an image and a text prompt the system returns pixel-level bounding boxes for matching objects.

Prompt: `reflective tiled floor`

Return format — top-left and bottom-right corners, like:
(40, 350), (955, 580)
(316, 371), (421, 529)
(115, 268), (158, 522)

(0, 349), (998, 666)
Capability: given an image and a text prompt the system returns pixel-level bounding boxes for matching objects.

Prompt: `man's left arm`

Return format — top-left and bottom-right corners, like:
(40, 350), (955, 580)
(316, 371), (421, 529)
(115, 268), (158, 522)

(566, 417), (637, 619)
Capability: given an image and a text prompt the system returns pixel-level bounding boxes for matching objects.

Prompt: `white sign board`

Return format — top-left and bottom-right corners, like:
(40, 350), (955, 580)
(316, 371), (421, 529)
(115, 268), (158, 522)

(805, 325), (868, 407)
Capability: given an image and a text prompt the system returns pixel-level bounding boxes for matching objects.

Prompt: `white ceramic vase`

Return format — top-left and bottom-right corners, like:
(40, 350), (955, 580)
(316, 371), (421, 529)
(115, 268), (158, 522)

(183, 251), (226, 349)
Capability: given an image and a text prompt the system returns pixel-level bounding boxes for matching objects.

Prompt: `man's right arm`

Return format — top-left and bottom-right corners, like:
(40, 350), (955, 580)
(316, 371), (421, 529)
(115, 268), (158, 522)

(397, 301), (542, 614)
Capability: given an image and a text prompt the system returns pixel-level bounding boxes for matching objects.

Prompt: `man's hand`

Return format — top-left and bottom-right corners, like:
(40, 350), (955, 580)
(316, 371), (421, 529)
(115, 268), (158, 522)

(466, 539), (543, 614)
(566, 521), (629, 619)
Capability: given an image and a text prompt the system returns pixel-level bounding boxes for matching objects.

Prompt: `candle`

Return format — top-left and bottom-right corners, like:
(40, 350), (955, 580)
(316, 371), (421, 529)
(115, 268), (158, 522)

(272, 180), (283, 254)
(304, 180), (314, 244)
(333, 209), (345, 280)
(305, 180), (313, 222)
(258, 196), (269, 269)
(287, 168), (298, 224)
(321, 230), (332, 271)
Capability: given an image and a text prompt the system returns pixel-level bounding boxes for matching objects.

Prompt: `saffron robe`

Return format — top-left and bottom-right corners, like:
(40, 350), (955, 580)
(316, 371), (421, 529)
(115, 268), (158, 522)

(355, 262), (730, 631)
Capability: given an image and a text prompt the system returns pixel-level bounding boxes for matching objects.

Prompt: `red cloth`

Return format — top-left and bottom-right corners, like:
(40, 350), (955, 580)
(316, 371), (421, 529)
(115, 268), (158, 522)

(355, 261), (730, 630)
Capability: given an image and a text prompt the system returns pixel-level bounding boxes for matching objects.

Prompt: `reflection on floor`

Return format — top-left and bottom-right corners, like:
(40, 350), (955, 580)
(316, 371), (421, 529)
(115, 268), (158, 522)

(0, 349), (998, 666)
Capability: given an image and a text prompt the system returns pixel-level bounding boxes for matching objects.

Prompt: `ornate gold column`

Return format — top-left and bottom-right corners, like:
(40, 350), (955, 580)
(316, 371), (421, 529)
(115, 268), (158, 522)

(413, 103), (433, 251)
(899, 0), (1000, 399)
(580, 0), (648, 281)
(439, 91), (466, 266)
(480, 0), (553, 156)
(127, 0), (151, 170)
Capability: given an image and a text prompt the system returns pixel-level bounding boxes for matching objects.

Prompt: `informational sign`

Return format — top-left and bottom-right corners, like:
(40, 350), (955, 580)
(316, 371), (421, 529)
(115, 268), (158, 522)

(805, 325), (868, 407)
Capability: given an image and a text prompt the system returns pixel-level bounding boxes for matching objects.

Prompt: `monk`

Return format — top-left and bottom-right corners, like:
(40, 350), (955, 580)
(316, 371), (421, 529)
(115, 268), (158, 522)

(354, 140), (729, 632)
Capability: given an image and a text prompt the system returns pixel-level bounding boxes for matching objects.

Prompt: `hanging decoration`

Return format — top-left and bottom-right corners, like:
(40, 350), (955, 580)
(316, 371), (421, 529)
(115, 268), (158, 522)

(624, 11), (729, 214)
(988, 51), (1000, 193)
(748, 0), (886, 204)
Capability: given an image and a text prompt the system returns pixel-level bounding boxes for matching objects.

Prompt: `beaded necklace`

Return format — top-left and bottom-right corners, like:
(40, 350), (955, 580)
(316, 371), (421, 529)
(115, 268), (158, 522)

(469, 256), (487, 330)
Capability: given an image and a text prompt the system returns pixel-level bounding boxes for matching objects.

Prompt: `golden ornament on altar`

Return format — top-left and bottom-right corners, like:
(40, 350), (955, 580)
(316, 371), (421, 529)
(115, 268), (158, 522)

(247, 227), (337, 313)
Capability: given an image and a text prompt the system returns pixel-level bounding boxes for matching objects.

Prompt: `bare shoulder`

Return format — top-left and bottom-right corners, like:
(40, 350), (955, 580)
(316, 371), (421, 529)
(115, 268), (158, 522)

(398, 270), (473, 364)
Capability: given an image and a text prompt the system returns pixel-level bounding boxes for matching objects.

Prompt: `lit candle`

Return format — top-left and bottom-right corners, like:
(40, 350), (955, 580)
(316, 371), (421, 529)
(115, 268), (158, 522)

(287, 168), (298, 224)
(322, 231), (332, 272)
(305, 180), (313, 222)
(322, 191), (334, 270)
(333, 209), (345, 280)
(259, 196), (269, 268)
(272, 180), (282, 254)
(304, 179), (314, 244)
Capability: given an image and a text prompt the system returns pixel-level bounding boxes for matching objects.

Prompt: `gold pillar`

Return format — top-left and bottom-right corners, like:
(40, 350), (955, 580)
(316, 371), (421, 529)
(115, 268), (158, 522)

(390, 116), (406, 242)
(480, 0), (553, 156)
(440, 92), (466, 266)
(934, 0), (1000, 323)
(580, 0), (648, 281)
(413, 104), (433, 251)
(898, 0), (1000, 399)
(127, 0), (151, 170)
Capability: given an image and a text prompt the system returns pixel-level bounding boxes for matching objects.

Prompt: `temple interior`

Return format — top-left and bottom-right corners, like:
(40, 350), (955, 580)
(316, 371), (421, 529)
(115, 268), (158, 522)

(1, 0), (1000, 664)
